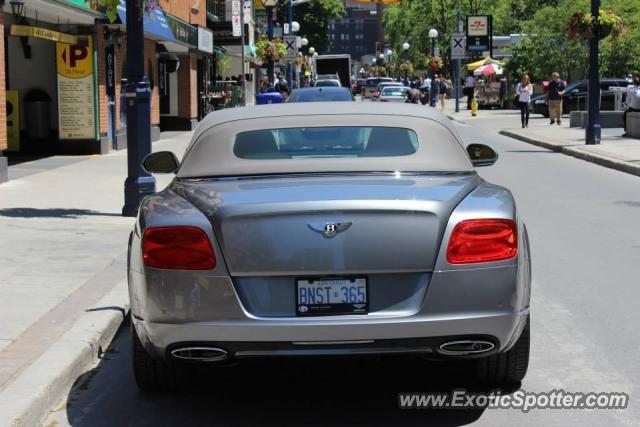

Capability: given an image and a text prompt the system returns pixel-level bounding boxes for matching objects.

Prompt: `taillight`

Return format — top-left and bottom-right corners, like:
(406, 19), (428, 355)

(143, 226), (216, 270)
(446, 219), (518, 264)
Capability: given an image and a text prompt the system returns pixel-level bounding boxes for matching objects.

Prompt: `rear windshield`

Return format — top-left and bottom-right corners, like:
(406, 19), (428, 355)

(382, 87), (408, 96)
(315, 80), (340, 87)
(290, 89), (352, 102)
(233, 127), (418, 159)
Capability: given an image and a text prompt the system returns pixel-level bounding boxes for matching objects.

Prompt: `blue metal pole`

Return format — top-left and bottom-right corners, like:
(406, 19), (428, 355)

(455, 8), (461, 113)
(122, 0), (155, 217)
(267, 6), (274, 86)
(288, 0), (293, 88)
(586, 0), (601, 145)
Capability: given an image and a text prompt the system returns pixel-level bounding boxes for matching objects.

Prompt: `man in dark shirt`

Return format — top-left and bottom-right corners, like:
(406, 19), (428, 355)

(545, 72), (566, 125)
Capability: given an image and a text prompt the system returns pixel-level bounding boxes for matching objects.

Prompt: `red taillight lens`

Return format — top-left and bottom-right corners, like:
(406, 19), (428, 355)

(143, 226), (216, 270)
(446, 219), (518, 264)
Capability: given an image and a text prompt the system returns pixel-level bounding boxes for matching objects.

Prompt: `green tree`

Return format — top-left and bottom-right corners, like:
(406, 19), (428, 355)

(282, 0), (345, 54)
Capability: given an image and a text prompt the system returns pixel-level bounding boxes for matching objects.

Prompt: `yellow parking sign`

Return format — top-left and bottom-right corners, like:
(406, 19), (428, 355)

(6, 90), (20, 151)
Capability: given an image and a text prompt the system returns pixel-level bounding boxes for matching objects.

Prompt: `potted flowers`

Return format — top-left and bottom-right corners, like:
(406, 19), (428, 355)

(255, 37), (287, 62)
(569, 9), (623, 40)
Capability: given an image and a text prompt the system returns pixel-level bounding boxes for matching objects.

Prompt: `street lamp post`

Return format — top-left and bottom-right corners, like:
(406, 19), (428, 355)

(586, 0), (601, 145)
(122, 0), (155, 216)
(262, 0), (277, 86)
(428, 29), (438, 107)
(402, 42), (410, 81)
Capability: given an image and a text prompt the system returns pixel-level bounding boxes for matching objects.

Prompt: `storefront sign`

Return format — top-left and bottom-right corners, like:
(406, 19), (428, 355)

(467, 16), (490, 51)
(105, 44), (116, 97)
(6, 91), (20, 151)
(10, 25), (77, 44)
(56, 37), (97, 140)
(166, 15), (198, 48)
(198, 26), (214, 54)
(116, 0), (175, 42)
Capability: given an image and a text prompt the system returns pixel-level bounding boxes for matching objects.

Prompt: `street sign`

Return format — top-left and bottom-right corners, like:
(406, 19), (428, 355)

(451, 33), (466, 59)
(284, 35), (297, 62)
(232, 0), (242, 37)
(467, 15), (490, 52)
(105, 44), (116, 97)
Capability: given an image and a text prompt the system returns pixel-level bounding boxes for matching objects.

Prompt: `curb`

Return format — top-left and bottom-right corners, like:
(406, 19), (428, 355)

(499, 130), (640, 178)
(0, 279), (129, 427)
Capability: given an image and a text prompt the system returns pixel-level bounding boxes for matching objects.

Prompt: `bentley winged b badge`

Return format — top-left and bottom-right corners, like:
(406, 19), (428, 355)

(308, 222), (352, 238)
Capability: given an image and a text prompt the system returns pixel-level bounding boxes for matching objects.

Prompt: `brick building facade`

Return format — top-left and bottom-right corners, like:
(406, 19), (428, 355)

(0, 0), (215, 183)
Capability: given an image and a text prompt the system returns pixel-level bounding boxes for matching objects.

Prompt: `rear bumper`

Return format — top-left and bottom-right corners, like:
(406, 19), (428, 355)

(134, 309), (529, 361)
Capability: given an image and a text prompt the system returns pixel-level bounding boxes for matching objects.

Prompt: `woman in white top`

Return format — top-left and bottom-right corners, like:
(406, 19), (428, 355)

(516, 75), (533, 128)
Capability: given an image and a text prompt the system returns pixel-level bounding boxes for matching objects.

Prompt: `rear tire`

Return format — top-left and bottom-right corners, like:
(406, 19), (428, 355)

(131, 322), (180, 392)
(476, 315), (530, 386)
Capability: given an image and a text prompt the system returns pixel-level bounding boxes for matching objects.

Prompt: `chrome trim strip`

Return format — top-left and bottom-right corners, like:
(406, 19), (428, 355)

(437, 340), (495, 356)
(292, 340), (375, 346)
(235, 347), (433, 357)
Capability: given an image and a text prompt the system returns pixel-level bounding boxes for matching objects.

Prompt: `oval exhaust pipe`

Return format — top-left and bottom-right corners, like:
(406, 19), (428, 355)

(171, 347), (229, 362)
(438, 340), (495, 356)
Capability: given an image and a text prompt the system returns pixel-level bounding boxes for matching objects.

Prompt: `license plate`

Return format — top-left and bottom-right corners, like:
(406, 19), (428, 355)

(296, 278), (368, 316)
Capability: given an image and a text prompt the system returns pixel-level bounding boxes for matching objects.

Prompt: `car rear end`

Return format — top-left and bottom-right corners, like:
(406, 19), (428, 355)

(129, 106), (530, 390)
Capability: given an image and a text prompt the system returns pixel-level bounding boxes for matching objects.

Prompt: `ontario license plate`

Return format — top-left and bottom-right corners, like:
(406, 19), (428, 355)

(296, 278), (368, 316)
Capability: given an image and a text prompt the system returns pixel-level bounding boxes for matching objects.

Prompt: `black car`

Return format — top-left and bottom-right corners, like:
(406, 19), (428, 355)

(531, 78), (628, 117)
(287, 87), (354, 103)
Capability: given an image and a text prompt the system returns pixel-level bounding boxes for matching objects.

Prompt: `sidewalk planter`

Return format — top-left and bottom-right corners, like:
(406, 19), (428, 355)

(628, 112), (640, 139)
(569, 111), (623, 128)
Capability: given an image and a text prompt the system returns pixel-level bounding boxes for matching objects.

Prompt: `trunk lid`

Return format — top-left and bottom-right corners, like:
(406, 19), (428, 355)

(174, 174), (479, 275)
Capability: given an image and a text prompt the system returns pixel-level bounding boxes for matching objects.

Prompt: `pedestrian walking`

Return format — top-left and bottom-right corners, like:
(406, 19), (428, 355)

(464, 71), (476, 110)
(623, 77), (640, 134)
(516, 74), (533, 128)
(430, 74), (440, 107)
(546, 72), (566, 125)
(439, 77), (448, 111)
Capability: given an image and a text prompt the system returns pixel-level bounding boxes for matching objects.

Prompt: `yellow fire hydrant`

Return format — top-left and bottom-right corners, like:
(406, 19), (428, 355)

(471, 97), (478, 116)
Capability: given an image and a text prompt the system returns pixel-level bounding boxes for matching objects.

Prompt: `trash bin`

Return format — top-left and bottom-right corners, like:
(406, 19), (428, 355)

(256, 92), (283, 105)
(24, 89), (51, 140)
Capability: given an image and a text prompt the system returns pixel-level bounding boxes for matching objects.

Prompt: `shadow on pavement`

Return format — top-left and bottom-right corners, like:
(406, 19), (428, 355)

(0, 208), (122, 219)
(58, 323), (523, 427)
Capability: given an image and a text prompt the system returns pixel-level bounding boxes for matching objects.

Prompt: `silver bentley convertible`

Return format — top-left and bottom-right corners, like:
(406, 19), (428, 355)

(128, 103), (531, 391)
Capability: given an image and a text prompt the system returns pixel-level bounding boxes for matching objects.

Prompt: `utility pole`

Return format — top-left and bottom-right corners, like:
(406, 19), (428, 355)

(122, 0), (155, 217)
(586, 0), (601, 145)
(240, 0), (246, 105)
(288, 0), (293, 88)
(454, 1), (462, 113)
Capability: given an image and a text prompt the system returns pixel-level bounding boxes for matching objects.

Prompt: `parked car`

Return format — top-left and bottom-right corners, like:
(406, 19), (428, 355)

(531, 78), (629, 117)
(288, 87), (353, 102)
(374, 85), (410, 103)
(130, 102), (531, 391)
(362, 77), (394, 98)
(315, 79), (341, 88)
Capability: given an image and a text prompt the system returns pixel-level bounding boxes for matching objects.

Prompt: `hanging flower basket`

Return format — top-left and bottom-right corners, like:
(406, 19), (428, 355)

(425, 55), (443, 71)
(569, 10), (623, 40)
(255, 37), (287, 62)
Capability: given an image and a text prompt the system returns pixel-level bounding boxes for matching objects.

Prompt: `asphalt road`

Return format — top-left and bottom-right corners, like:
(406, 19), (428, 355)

(43, 109), (639, 427)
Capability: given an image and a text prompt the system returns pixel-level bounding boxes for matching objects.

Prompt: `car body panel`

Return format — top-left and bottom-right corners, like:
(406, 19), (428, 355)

(129, 105), (531, 362)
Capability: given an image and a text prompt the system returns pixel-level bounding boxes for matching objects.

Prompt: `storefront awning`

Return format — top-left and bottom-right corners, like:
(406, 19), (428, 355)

(116, 0), (175, 42)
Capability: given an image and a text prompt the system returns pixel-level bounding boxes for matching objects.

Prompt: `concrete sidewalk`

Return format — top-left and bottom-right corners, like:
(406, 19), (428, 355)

(442, 99), (640, 177)
(0, 132), (191, 426)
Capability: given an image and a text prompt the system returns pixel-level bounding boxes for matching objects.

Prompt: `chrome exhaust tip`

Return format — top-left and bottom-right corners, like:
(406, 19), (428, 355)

(170, 347), (229, 362)
(438, 340), (495, 356)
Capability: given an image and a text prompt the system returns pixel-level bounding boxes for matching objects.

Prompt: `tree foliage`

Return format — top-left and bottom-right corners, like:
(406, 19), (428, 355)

(383, 0), (640, 82)
(281, 0), (345, 54)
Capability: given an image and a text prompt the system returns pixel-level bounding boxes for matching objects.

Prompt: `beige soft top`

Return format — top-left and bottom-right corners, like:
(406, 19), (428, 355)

(178, 102), (474, 178)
